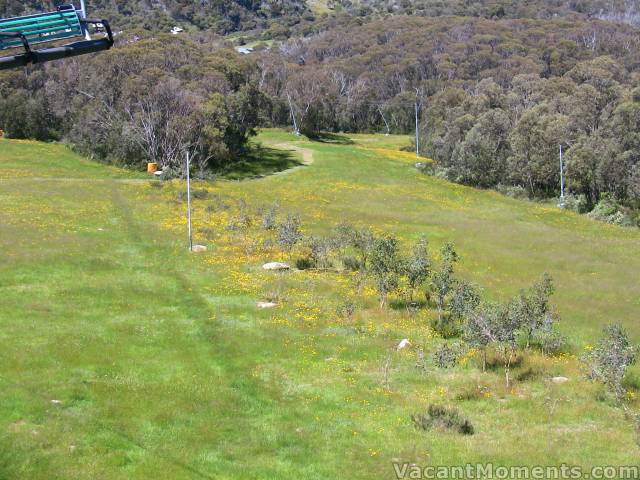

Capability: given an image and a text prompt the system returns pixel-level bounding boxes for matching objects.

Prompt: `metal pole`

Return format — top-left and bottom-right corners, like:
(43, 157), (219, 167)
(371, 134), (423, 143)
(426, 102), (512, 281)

(559, 144), (565, 208)
(78, 0), (91, 40)
(415, 93), (420, 158)
(186, 151), (193, 251)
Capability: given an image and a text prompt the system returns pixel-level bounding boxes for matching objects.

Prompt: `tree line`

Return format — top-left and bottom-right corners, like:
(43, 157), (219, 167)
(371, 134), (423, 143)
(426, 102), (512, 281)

(1, 13), (640, 221)
(333, 0), (640, 27)
(0, 0), (311, 35)
(0, 34), (267, 177)
(257, 15), (640, 223)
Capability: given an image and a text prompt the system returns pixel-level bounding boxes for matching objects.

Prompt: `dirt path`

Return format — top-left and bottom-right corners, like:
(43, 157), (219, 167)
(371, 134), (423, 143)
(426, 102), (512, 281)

(269, 143), (314, 176)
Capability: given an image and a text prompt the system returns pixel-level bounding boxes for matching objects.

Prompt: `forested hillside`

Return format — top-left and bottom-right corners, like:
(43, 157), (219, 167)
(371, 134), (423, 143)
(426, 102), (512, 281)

(259, 16), (640, 223)
(1, 1), (640, 224)
(0, 0), (310, 34)
(1, 0), (639, 34)
(334, 0), (640, 26)
(0, 35), (266, 175)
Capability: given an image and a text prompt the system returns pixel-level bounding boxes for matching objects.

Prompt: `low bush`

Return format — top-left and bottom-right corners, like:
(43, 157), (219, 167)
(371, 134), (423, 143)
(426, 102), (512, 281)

(534, 329), (567, 355)
(622, 370), (640, 393)
(411, 404), (474, 435)
(582, 324), (638, 401)
(432, 343), (461, 369)
(587, 194), (633, 226)
(455, 384), (490, 401)
(430, 316), (462, 339)
(496, 184), (529, 200)
(341, 255), (362, 272)
(336, 300), (356, 323)
(259, 203), (279, 230)
(562, 194), (589, 213)
(515, 366), (545, 382)
(295, 257), (314, 270)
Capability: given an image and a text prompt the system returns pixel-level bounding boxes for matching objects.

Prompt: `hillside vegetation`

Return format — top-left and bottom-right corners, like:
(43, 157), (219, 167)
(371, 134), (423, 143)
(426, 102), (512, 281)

(1, 0), (639, 34)
(335, 0), (640, 26)
(2, 3), (640, 224)
(0, 131), (639, 478)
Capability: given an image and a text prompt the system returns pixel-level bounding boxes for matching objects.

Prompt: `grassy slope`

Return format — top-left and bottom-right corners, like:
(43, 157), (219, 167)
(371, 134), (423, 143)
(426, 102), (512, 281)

(0, 133), (638, 479)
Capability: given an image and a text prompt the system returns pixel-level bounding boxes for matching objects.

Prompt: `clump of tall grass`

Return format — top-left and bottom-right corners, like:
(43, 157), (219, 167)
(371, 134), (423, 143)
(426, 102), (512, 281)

(411, 404), (474, 435)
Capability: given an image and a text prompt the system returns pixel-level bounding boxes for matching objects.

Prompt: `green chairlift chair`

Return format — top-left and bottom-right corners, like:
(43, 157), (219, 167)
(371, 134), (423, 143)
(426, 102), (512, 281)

(0, 2), (113, 70)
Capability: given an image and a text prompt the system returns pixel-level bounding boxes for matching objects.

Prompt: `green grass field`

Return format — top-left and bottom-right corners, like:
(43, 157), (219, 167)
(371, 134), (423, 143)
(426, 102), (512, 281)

(0, 131), (639, 479)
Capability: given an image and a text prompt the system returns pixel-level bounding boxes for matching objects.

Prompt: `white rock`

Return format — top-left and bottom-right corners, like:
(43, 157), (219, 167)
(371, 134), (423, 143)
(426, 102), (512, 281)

(396, 339), (411, 351)
(551, 376), (569, 384)
(257, 301), (277, 309)
(50, 399), (62, 405)
(262, 262), (290, 271)
(191, 244), (207, 253)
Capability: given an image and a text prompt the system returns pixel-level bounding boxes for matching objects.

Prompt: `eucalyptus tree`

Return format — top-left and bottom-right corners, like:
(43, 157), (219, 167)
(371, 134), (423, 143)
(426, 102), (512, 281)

(370, 235), (402, 308)
(403, 236), (431, 303)
(583, 324), (638, 401)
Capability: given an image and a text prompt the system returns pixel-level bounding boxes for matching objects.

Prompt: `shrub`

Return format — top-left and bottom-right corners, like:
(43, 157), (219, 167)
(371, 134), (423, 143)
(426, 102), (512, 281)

(464, 302), (521, 387)
(336, 300), (356, 322)
(430, 316), (462, 339)
(510, 273), (556, 350)
(370, 235), (402, 308)
(589, 193), (621, 218)
(622, 370), (640, 393)
(307, 236), (334, 269)
(432, 343), (461, 368)
(403, 236), (431, 302)
(227, 200), (253, 231)
(582, 324), (638, 401)
(562, 194), (589, 213)
(515, 366), (545, 382)
(341, 255), (361, 272)
(531, 328), (567, 355)
(332, 222), (355, 252)
(449, 281), (481, 326)
(259, 204), (278, 230)
(411, 404), (474, 435)
(295, 257), (314, 270)
(496, 184), (529, 200)
(455, 384), (490, 401)
(587, 194), (633, 226)
(259, 203), (279, 230)
(277, 213), (303, 258)
(345, 226), (375, 270)
(429, 242), (458, 325)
